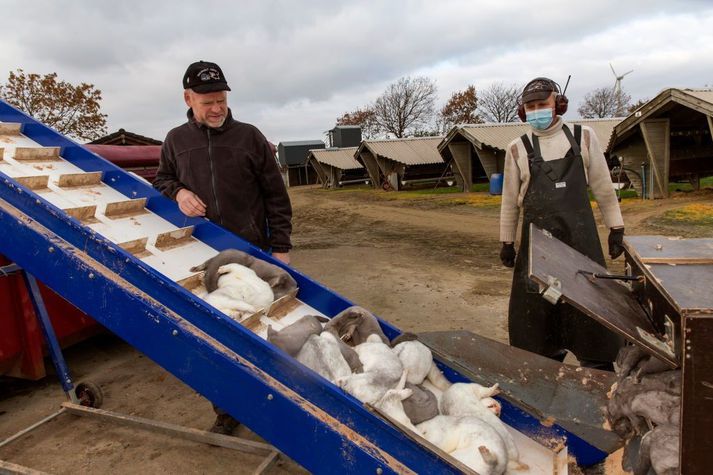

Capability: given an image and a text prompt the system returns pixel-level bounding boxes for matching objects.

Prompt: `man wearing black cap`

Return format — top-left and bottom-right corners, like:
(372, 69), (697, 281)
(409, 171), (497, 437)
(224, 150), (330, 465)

(154, 61), (292, 434)
(498, 77), (625, 371)
(155, 60), (292, 265)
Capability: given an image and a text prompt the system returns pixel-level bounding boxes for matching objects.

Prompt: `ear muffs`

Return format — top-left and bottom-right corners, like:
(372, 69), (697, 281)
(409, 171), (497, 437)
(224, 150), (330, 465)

(555, 94), (569, 115)
(518, 77), (569, 122)
(517, 102), (526, 122)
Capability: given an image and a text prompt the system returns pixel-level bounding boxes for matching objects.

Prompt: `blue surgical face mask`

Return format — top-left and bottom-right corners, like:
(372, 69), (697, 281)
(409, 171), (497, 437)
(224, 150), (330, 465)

(526, 108), (554, 130)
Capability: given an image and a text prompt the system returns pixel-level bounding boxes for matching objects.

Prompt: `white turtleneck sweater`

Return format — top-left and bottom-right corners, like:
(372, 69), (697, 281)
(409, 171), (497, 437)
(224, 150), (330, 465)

(499, 117), (624, 243)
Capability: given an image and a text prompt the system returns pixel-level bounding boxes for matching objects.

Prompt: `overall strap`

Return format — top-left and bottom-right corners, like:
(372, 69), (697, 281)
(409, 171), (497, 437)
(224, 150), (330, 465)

(520, 133), (535, 159)
(562, 124), (582, 157)
(574, 124), (582, 148)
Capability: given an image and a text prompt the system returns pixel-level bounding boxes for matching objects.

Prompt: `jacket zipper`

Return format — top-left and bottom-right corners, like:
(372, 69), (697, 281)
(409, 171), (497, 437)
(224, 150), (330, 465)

(206, 129), (222, 225)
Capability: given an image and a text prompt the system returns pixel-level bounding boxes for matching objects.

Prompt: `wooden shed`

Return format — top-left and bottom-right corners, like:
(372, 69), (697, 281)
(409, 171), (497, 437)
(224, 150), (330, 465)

(439, 119), (621, 192)
(277, 140), (325, 187)
(608, 88), (713, 199)
(307, 147), (368, 188)
(355, 137), (449, 191)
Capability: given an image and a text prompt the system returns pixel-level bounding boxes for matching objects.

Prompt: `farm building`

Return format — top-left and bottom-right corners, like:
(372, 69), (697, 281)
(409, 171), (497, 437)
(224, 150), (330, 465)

(355, 136), (449, 190)
(439, 119), (621, 192)
(89, 128), (163, 146)
(607, 88), (713, 199)
(87, 129), (163, 182)
(307, 147), (368, 188)
(328, 125), (362, 148)
(277, 140), (325, 187)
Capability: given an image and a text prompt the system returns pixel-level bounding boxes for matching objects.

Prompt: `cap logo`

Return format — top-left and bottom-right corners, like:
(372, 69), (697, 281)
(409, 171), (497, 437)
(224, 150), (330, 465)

(198, 68), (221, 81)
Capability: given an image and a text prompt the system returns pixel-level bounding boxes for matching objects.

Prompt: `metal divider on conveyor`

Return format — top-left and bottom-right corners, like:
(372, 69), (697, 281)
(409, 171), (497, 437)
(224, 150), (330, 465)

(0, 99), (606, 474)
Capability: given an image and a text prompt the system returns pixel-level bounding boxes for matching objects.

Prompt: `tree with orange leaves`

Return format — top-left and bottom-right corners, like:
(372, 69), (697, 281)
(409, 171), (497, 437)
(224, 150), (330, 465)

(0, 69), (107, 141)
(440, 85), (482, 131)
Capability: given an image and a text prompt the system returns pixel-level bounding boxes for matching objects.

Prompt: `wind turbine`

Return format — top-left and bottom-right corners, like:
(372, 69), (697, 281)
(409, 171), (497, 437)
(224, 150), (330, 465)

(610, 63), (633, 95)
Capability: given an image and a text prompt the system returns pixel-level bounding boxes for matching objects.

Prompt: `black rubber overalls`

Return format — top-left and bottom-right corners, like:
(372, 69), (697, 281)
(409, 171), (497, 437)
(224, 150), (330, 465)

(508, 124), (624, 366)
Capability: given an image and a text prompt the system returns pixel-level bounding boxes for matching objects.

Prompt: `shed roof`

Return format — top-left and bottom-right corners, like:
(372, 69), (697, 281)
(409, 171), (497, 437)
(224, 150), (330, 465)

(440, 119), (622, 154)
(278, 140), (326, 147)
(331, 125), (362, 130)
(608, 88), (713, 151)
(88, 128), (162, 145)
(308, 147), (361, 170)
(357, 136), (445, 165)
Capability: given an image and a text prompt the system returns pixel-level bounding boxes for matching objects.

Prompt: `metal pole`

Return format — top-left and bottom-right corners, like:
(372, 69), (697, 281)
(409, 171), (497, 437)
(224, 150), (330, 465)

(21, 272), (78, 402)
(0, 263), (21, 276)
(0, 459), (52, 475)
(0, 408), (66, 449)
(60, 403), (275, 455)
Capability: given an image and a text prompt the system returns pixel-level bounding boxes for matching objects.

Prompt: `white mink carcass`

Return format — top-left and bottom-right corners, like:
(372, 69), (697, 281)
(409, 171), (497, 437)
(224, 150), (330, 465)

(440, 382), (522, 469)
(337, 334), (403, 405)
(417, 415), (509, 475)
(202, 263), (274, 319)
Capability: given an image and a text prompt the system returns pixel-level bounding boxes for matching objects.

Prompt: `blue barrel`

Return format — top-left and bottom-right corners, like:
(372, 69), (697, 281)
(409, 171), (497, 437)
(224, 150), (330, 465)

(489, 173), (504, 195)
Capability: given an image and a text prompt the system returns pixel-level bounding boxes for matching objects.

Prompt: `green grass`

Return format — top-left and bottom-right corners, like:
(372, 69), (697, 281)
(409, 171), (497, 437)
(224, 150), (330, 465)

(403, 186), (462, 195)
(318, 175), (712, 205)
(659, 203), (713, 226)
(668, 175), (713, 192)
(649, 202), (713, 237)
(471, 182), (491, 192)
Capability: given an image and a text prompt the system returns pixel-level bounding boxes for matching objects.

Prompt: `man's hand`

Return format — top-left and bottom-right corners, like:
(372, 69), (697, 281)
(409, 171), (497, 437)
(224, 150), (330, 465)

(500, 242), (516, 268)
(272, 252), (290, 265)
(608, 227), (625, 259)
(176, 189), (206, 217)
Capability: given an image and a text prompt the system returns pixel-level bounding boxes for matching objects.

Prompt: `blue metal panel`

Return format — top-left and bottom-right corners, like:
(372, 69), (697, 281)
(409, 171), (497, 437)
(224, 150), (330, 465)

(0, 99), (606, 467)
(0, 197), (453, 473)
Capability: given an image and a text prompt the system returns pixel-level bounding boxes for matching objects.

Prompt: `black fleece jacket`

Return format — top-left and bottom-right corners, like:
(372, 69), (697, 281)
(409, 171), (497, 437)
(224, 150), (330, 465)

(154, 109), (292, 252)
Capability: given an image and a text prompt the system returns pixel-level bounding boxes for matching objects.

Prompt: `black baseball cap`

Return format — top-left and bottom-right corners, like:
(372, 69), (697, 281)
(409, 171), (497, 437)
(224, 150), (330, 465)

(521, 77), (557, 103)
(183, 60), (231, 93)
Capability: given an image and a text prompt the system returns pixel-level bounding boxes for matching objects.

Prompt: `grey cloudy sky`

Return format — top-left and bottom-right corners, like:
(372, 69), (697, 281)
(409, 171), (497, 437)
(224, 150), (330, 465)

(1, 0), (711, 143)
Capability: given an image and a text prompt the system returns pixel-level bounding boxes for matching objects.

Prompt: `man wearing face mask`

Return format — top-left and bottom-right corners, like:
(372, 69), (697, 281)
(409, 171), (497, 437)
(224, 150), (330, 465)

(498, 77), (625, 371)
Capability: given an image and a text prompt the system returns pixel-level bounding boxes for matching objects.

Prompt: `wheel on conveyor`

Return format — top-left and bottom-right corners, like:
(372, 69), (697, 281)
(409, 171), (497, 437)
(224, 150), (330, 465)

(74, 381), (104, 408)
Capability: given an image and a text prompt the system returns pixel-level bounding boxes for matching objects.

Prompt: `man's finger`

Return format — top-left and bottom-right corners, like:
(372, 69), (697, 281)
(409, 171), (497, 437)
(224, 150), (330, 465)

(180, 201), (201, 217)
(189, 203), (204, 216)
(190, 196), (206, 211)
(185, 191), (206, 208)
(186, 197), (206, 214)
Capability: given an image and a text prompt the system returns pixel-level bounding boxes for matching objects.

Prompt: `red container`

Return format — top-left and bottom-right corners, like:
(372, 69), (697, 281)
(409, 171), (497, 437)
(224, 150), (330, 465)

(0, 256), (102, 380)
(85, 144), (160, 182)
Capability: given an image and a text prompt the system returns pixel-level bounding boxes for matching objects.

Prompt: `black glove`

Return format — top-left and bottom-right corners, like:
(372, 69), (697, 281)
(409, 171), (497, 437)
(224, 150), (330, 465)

(608, 227), (625, 259)
(500, 242), (516, 268)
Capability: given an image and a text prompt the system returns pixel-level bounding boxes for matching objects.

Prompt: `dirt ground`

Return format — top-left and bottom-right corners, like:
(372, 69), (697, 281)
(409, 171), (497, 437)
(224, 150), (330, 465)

(1, 185), (711, 474)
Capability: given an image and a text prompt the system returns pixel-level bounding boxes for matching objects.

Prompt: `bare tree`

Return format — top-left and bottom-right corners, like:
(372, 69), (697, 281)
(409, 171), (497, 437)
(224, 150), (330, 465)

(627, 98), (649, 114)
(0, 69), (107, 141)
(478, 82), (520, 123)
(578, 86), (632, 118)
(440, 85), (482, 132)
(336, 107), (380, 139)
(371, 76), (437, 138)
